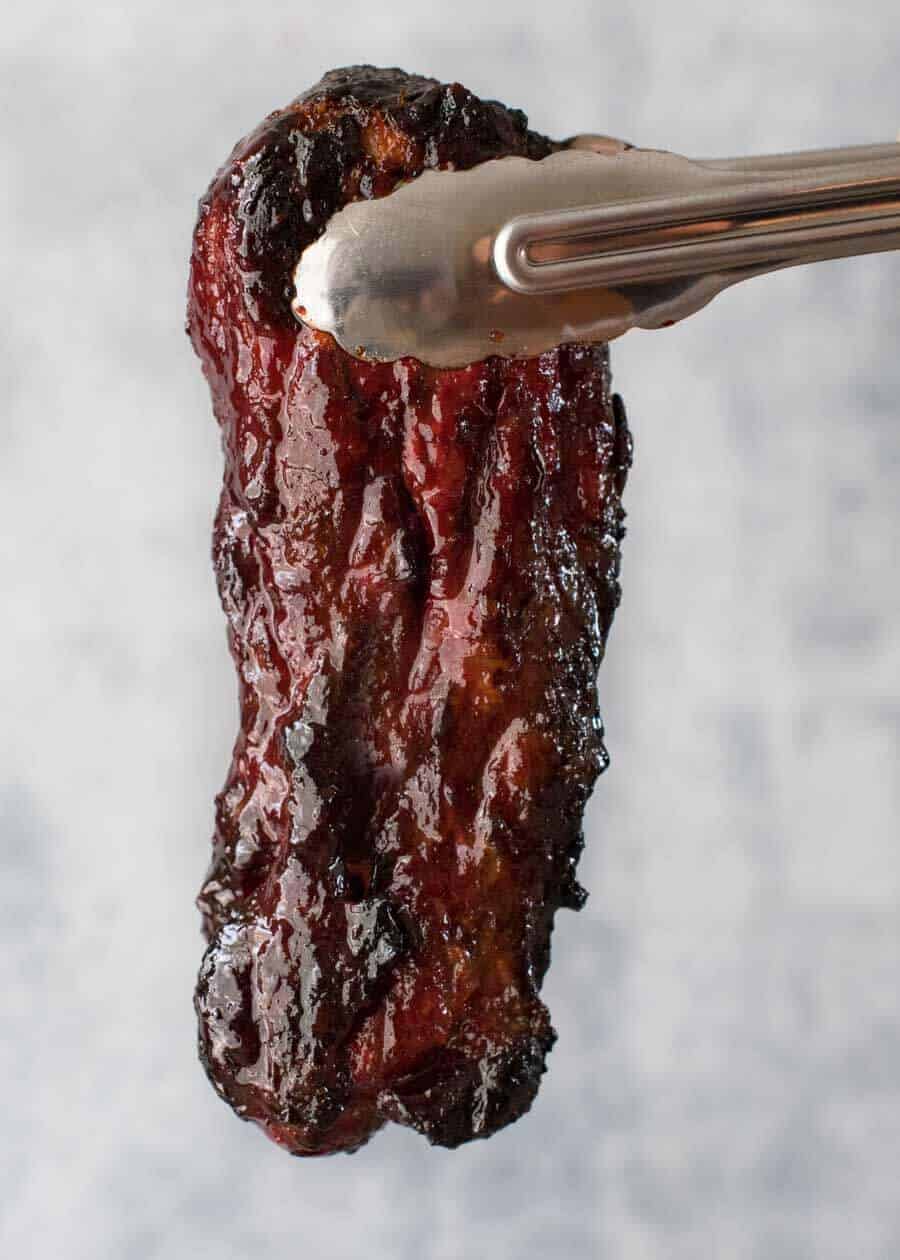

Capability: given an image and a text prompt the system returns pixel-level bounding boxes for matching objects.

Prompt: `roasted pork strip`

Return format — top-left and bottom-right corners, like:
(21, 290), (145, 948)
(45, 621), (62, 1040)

(187, 65), (631, 1154)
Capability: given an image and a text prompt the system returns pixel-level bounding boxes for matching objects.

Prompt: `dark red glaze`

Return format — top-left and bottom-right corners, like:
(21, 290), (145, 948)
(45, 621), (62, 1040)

(187, 66), (632, 1155)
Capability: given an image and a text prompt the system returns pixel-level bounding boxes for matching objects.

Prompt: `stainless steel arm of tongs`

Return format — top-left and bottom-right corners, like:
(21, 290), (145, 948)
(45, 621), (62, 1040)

(293, 138), (900, 368)
(495, 138), (900, 293)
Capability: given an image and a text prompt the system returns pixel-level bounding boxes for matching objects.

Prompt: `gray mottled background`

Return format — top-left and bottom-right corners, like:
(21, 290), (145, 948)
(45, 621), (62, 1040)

(3, 2), (900, 1257)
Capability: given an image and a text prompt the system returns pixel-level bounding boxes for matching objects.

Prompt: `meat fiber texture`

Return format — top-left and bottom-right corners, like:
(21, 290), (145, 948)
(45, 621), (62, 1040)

(187, 65), (632, 1155)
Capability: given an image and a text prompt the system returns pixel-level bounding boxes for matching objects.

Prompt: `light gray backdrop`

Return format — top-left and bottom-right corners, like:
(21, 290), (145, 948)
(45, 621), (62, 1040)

(3, 2), (899, 1257)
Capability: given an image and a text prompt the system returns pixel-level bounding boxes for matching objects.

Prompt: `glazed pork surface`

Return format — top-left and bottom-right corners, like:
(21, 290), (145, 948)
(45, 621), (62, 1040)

(188, 65), (631, 1154)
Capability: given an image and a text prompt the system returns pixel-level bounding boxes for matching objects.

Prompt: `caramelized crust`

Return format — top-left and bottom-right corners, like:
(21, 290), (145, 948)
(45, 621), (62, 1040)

(188, 65), (631, 1154)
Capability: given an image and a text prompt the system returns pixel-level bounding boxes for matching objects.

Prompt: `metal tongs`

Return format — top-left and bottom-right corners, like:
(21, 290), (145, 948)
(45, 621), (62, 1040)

(293, 136), (900, 368)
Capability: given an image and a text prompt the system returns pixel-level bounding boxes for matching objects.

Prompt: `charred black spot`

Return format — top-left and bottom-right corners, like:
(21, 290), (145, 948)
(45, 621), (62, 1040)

(382, 1030), (556, 1148)
(228, 65), (553, 326)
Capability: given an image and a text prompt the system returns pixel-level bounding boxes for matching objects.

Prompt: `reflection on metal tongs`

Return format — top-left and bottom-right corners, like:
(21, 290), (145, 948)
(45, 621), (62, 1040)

(293, 136), (900, 368)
